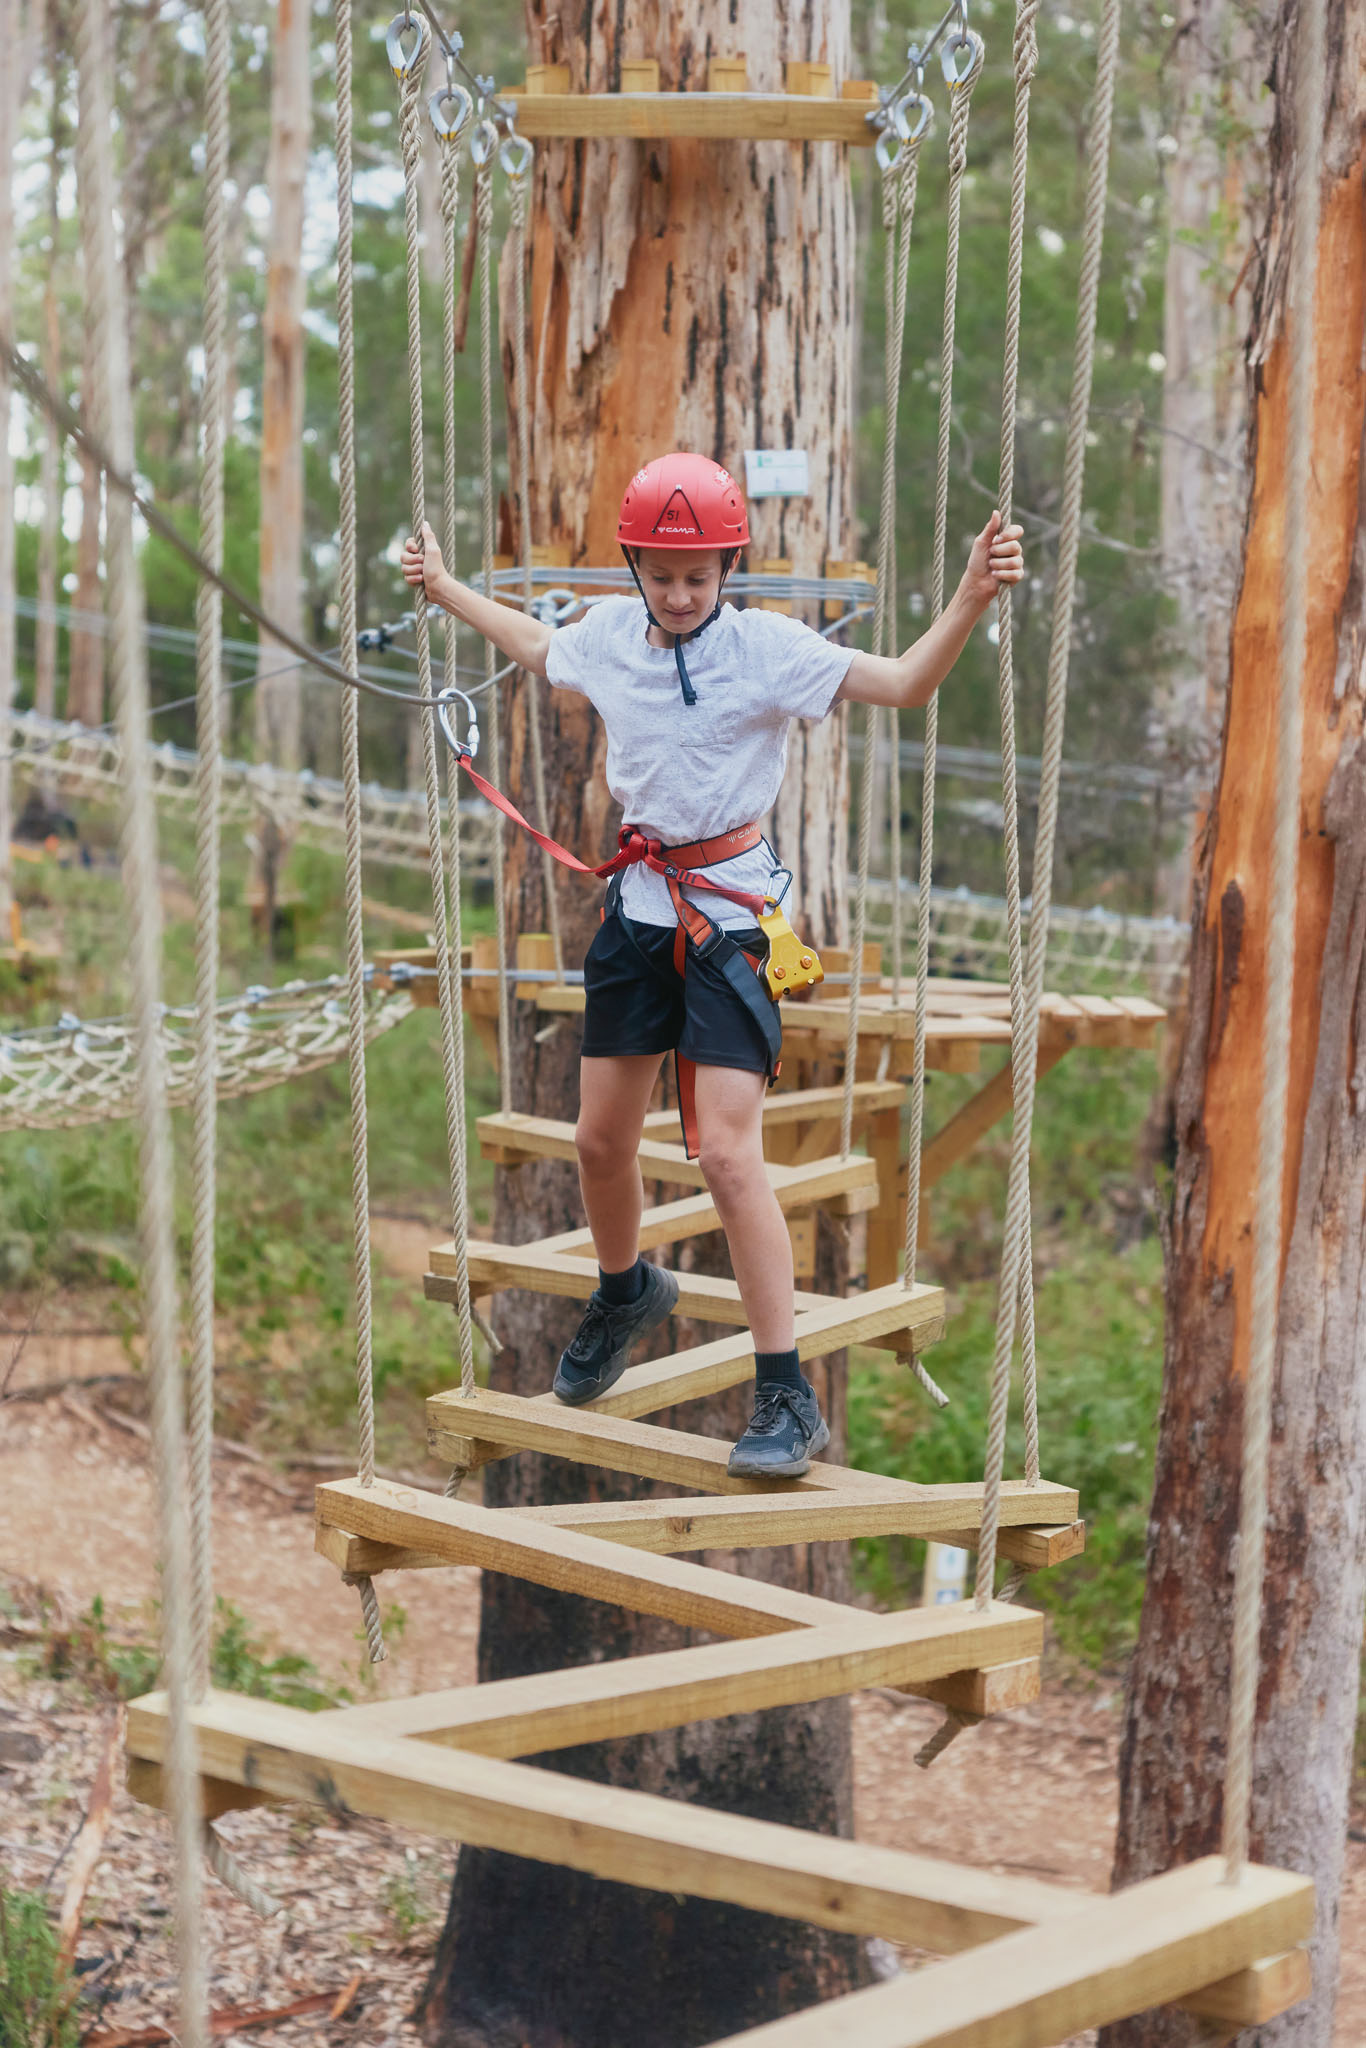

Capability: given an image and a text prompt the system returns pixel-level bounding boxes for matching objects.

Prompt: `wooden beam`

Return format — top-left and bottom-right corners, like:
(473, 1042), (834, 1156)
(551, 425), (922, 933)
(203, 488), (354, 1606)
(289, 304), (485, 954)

(315, 1479), (851, 1637)
(428, 1242), (831, 1326)
(694, 1857), (1315, 2048)
(125, 1689), (1088, 1953)
(125, 1754), (267, 1822)
(1180, 1948), (1311, 2025)
(641, 1080), (904, 1134)
(507, 1483), (1080, 1553)
(502, 90), (879, 146)
(317, 1603), (1041, 1759)
(935, 1520), (1087, 1571)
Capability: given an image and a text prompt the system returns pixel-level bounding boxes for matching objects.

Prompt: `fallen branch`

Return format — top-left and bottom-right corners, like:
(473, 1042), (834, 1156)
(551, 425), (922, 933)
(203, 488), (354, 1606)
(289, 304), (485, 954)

(57, 1707), (123, 1965)
(82, 1987), (346, 2044)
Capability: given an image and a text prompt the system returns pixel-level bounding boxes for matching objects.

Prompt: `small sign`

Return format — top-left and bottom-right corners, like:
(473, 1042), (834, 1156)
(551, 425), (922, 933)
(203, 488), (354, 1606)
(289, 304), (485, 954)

(744, 449), (810, 499)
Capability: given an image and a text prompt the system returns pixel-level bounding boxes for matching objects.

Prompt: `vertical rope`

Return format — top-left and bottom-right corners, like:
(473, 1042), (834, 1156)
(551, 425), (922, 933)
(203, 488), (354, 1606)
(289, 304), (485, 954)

(840, 139), (922, 1161)
(397, 56), (478, 1422)
(438, 122), (476, 1424)
(477, 163), (514, 1109)
(75, 0), (207, 2035)
(886, 139), (921, 1008)
(904, 49), (983, 1294)
(976, 0), (1044, 1611)
(337, 0), (386, 1660)
(187, 0), (229, 1702)
(1222, 0), (1323, 1883)
(507, 166), (564, 979)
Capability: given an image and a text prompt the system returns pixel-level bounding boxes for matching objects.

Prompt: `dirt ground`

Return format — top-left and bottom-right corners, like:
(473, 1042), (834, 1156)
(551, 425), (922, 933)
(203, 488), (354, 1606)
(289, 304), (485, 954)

(2, 1322), (1362, 2046)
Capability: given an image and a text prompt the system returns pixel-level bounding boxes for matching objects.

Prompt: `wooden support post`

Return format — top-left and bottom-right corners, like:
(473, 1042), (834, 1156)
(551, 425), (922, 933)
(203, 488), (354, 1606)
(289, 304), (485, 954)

(755, 556), (794, 614)
(785, 60), (834, 96)
(707, 55), (748, 91)
(514, 930), (558, 1000)
(619, 58), (661, 91)
(468, 933), (501, 1062)
(824, 557), (874, 620)
(523, 62), (571, 94)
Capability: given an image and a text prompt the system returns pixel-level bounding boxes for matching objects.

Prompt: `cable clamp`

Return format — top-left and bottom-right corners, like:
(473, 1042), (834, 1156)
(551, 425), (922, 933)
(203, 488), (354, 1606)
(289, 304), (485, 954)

(386, 11), (430, 81)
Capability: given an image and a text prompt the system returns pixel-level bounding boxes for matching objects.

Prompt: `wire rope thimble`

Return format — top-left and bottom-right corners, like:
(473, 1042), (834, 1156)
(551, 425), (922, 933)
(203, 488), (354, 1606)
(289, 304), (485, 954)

(429, 77), (473, 142)
(874, 92), (913, 174)
(941, 24), (986, 91)
(470, 113), (500, 170)
(437, 685), (481, 763)
(499, 128), (534, 184)
(386, 9), (430, 82)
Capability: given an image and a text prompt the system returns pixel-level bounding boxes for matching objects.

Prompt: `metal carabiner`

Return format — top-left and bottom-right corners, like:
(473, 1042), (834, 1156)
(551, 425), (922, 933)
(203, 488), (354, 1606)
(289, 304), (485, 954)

(941, 26), (985, 89)
(470, 115), (500, 168)
(386, 10), (430, 82)
(429, 79), (473, 141)
(437, 686), (481, 762)
(764, 866), (794, 911)
(499, 130), (534, 181)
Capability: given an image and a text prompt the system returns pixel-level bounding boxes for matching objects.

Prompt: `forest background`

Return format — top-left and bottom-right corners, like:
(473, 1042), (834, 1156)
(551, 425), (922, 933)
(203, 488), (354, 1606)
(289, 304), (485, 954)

(0, 0), (1261, 1675)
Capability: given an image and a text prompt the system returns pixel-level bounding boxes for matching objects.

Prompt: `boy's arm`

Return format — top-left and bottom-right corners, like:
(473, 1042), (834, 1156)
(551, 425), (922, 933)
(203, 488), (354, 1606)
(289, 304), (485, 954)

(838, 510), (1024, 710)
(401, 520), (554, 678)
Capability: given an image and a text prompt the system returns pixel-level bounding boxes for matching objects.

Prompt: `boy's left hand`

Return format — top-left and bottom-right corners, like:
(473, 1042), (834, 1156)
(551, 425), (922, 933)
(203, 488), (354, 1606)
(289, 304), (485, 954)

(961, 510), (1025, 612)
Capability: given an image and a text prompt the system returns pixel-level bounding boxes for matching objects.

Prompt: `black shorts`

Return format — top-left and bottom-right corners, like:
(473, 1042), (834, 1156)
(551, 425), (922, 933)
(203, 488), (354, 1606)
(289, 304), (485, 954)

(581, 907), (775, 1074)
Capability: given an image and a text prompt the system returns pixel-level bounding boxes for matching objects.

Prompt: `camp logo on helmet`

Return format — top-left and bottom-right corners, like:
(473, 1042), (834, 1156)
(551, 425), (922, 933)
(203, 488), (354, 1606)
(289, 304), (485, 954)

(652, 487), (704, 539)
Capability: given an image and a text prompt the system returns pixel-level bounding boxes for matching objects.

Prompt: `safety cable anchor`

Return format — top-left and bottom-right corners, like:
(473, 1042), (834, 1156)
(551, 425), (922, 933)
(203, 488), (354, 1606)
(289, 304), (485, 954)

(386, 10), (431, 81)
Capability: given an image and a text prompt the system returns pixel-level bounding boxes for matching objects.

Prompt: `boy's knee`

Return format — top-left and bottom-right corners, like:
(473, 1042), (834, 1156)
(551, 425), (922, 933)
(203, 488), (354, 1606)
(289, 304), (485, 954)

(575, 1117), (635, 1180)
(696, 1138), (759, 1203)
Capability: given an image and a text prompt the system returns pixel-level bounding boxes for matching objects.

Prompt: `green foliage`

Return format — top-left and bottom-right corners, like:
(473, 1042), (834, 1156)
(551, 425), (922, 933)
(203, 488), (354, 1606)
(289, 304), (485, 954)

(35, 1593), (348, 1711)
(0, 1889), (80, 2048)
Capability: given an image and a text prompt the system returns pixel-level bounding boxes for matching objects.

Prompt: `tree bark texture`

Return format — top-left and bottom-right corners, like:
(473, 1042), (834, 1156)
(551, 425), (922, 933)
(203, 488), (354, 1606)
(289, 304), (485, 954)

(253, 0), (309, 912)
(1154, 0), (1271, 918)
(1103, 6), (1366, 2045)
(35, 33), (63, 724)
(0, 0), (24, 930)
(419, 9), (868, 2045)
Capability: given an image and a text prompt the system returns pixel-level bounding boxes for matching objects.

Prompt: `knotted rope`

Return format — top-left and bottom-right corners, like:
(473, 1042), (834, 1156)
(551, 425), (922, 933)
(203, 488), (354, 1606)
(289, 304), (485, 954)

(839, 133), (922, 1161)
(476, 159), (514, 1107)
(437, 109), (478, 1439)
(76, 0), (207, 2030)
(187, 0), (229, 1704)
(507, 162), (565, 980)
(1222, 0), (1323, 1884)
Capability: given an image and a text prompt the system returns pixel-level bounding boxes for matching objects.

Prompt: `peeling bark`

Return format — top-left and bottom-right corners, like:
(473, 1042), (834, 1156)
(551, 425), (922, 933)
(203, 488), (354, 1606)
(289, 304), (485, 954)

(1103, 5), (1366, 2044)
(419, 8), (865, 2044)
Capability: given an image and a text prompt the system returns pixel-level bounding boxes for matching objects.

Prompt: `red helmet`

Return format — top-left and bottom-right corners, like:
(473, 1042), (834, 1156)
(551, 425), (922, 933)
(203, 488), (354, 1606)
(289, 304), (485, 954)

(616, 453), (750, 551)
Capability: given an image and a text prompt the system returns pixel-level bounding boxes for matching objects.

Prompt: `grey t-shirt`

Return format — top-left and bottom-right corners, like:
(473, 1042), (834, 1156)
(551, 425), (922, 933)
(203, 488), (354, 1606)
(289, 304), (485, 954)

(545, 595), (855, 928)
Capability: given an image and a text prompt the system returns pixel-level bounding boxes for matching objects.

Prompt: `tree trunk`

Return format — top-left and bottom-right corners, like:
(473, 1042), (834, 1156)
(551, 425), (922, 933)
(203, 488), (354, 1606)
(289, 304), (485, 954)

(1103, 5), (1366, 2045)
(419, 10), (863, 2045)
(1152, 0), (1269, 919)
(0, 0), (24, 932)
(35, 22), (64, 724)
(252, 0), (309, 938)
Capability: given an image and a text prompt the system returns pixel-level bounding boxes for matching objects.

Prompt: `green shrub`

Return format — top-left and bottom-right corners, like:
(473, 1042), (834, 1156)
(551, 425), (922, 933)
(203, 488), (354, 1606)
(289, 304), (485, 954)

(0, 1889), (80, 2048)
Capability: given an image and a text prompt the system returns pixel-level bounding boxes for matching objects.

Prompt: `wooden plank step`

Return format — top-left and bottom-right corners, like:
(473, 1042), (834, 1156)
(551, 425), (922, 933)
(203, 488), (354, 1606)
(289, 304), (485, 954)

(640, 1080), (905, 1134)
(317, 1602), (1041, 1759)
(125, 1694), (1311, 2029)
(315, 1479), (849, 1637)
(694, 1857), (1313, 2048)
(428, 1283), (946, 1452)
(508, 1486), (1080, 1554)
(478, 1111), (710, 1184)
(520, 1153), (881, 1259)
(428, 1242), (830, 1327)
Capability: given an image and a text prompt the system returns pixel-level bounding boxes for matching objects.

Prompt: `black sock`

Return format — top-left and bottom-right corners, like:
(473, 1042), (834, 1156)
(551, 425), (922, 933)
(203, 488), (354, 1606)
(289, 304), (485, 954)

(598, 1258), (647, 1306)
(754, 1348), (803, 1391)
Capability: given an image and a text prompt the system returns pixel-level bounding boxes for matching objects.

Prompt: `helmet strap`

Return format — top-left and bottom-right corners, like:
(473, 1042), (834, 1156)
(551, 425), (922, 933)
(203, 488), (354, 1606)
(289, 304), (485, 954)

(621, 547), (739, 709)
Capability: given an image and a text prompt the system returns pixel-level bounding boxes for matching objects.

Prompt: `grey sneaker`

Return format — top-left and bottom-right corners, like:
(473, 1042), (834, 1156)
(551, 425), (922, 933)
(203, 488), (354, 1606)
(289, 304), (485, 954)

(728, 1380), (831, 1479)
(553, 1263), (680, 1406)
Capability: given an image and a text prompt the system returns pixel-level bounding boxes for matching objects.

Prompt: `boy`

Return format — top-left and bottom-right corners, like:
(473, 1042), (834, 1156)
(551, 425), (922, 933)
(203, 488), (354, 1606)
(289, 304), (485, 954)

(402, 452), (1023, 1478)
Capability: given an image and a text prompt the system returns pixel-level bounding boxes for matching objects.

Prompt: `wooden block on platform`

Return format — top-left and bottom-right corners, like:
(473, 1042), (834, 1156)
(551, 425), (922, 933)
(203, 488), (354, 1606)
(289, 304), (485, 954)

(840, 78), (880, 103)
(523, 62), (571, 94)
(785, 60), (834, 96)
(707, 54), (748, 91)
(320, 1601), (1041, 1760)
(619, 58), (661, 91)
(911, 1656), (1040, 1718)
(937, 1520), (1088, 1571)
(754, 556), (793, 616)
(1181, 1948), (1311, 2026)
(824, 556), (875, 620)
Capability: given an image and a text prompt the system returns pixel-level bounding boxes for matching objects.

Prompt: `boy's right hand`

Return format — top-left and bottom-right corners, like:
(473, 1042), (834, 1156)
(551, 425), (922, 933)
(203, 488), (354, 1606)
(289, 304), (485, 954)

(401, 519), (444, 596)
